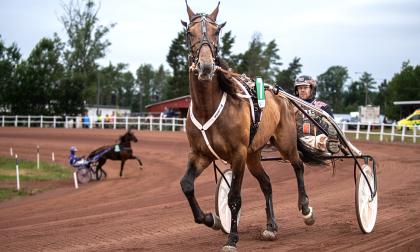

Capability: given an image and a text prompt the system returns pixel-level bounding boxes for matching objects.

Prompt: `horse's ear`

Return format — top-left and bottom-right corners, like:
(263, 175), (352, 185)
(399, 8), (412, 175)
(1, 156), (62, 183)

(185, 0), (195, 21)
(181, 20), (188, 28)
(209, 1), (220, 21)
(217, 21), (226, 33)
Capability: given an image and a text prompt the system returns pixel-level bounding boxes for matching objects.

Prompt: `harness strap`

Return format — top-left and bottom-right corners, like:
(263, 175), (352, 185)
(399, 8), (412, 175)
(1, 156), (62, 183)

(232, 77), (256, 123)
(190, 92), (228, 164)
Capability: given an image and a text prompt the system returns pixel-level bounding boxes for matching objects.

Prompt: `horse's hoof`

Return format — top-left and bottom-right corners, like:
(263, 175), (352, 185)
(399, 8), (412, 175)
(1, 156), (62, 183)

(302, 207), (315, 226)
(212, 214), (222, 231)
(221, 245), (237, 252)
(261, 230), (277, 241)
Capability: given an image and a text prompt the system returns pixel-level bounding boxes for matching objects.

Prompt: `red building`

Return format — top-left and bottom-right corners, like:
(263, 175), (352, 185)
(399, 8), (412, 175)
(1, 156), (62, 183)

(145, 95), (191, 117)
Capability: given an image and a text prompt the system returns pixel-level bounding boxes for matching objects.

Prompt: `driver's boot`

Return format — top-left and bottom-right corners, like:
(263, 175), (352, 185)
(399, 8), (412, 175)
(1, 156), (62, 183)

(326, 127), (340, 154)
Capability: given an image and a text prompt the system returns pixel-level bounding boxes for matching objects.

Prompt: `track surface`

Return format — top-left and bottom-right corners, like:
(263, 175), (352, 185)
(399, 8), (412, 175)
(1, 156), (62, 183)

(0, 128), (419, 251)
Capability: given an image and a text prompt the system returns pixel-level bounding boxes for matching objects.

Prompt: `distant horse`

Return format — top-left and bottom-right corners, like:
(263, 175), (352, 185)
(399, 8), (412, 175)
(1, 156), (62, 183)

(87, 129), (143, 178)
(180, 3), (325, 251)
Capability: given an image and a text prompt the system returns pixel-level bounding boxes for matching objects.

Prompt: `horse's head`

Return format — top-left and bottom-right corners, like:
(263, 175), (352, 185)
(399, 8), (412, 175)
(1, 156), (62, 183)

(120, 129), (138, 144)
(182, 1), (226, 81)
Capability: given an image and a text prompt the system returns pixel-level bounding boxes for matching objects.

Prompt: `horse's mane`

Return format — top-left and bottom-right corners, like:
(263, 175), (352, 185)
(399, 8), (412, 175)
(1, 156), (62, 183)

(216, 57), (239, 99)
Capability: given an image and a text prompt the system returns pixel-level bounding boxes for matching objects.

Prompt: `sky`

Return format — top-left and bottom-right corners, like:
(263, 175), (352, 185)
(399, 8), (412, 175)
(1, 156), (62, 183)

(1, 0), (420, 85)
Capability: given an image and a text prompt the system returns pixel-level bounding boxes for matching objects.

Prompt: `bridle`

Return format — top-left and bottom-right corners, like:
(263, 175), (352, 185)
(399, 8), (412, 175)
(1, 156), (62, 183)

(185, 14), (225, 65)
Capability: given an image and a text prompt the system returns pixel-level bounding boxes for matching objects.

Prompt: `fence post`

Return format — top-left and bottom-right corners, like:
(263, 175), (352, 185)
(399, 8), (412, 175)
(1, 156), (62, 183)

(125, 116), (128, 130)
(159, 115), (163, 131)
(15, 115), (18, 127)
(172, 117), (176, 132)
(28, 115), (31, 128)
(40, 115), (43, 128)
(65, 116), (68, 129)
(356, 122), (360, 140)
(53, 116), (56, 128)
(2, 115), (4, 127)
(401, 126), (406, 142)
(138, 116), (141, 131)
(183, 118), (186, 132)
(149, 117), (153, 131)
(414, 126), (417, 144)
(113, 117), (117, 130)
(391, 123), (395, 142)
(366, 123), (371, 140)
(380, 123), (384, 141)
(341, 121), (346, 132)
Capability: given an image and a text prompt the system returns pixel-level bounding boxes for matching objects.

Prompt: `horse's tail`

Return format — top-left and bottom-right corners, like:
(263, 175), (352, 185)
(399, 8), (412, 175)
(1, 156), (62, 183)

(297, 137), (327, 165)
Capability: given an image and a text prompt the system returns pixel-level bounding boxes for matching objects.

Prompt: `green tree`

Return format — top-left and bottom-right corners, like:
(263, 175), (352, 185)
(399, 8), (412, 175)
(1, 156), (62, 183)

(358, 72), (376, 106)
(385, 61), (420, 119)
(14, 36), (64, 115)
(219, 31), (236, 68)
(151, 65), (170, 103)
(235, 33), (281, 82)
(0, 36), (21, 113)
(136, 64), (155, 112)
(275, 57), (302, 93)
(98, 63), (135, 108)
(165, 31), (189, 99)
(317, 66), (349, 113)
(60, 0), (115, 107)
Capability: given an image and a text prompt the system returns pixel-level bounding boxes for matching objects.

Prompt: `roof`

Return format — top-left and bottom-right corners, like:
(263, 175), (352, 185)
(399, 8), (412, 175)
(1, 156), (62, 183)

(393, 100), (420, 105)
(145, 95), (191, 108)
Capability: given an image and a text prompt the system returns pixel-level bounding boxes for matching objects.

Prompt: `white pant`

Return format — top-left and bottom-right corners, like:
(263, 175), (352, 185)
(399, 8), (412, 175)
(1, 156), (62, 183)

(300, 134), (328, 152)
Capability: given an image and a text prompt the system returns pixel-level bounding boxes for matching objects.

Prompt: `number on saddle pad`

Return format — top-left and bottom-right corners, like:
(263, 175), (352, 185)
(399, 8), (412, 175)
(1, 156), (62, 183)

(114, 145), (120, 152)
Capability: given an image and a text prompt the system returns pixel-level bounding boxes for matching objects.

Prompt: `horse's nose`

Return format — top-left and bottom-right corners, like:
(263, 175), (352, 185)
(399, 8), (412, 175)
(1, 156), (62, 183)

(197, 59), (215, 80)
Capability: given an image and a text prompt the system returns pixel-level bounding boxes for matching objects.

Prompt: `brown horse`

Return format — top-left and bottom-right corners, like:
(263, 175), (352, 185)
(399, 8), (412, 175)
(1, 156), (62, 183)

(87, 129), (143, 178)
(179, 3), (325, 251)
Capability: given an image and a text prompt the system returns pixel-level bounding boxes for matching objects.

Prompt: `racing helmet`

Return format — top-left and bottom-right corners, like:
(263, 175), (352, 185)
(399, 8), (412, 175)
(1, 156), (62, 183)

(294, 75), (317, 98)
(70, 146), (78, 154)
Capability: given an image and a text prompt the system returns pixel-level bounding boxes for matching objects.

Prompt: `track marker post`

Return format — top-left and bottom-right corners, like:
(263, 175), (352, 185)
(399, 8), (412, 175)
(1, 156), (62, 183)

(52, 152), (55, 162)
(73, 172), (79, 189)
(10, 147), (13, 157)
(15, 154), (20, 191)
(37, 145), (40, 169)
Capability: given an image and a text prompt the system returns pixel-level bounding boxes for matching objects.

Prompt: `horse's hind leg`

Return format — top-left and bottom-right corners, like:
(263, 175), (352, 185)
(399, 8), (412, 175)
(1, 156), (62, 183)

(97, 158), (107, 179)
(180, 154), (218, 229)
(273, 137), (315, 225)
(120, 160), (126, 177)
(246, 151), (278, 240)
(291, 157), (315, 225)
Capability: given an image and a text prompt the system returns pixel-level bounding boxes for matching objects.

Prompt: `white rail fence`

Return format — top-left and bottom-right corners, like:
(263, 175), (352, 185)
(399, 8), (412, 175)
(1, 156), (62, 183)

(0, 115), (187, 132)
(0, 115), (418, 143)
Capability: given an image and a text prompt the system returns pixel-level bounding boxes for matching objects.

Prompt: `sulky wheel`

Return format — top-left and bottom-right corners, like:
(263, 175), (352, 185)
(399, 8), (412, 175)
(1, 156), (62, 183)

(77, 167), (92, 184)
(355, 164), (378, 233)
(215, 169), (241, 234)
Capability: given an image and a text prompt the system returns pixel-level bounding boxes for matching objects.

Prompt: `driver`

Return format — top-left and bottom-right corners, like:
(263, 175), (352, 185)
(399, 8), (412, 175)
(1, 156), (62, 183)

(69, 146), (89, 166)
(294, 75), (340, 153)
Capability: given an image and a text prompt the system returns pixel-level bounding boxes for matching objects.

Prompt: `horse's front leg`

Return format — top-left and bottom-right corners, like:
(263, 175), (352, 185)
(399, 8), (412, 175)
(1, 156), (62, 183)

(223, 154), (246, 251)
(180, 154), (219, 229)
(291, 158), (315, 225)
(132, 155), (143, 167)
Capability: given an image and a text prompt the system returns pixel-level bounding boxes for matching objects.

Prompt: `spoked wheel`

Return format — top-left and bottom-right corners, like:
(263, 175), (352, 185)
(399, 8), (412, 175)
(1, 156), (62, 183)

(90, 163), (103, 181)
(355, 164), (378, 233)
(77, 167), (91, 184)
(215, 169), (241, 234)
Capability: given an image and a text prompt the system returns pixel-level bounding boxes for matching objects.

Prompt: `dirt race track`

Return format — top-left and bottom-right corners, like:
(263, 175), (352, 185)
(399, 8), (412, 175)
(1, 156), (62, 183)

(0, 128), (419, 251)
